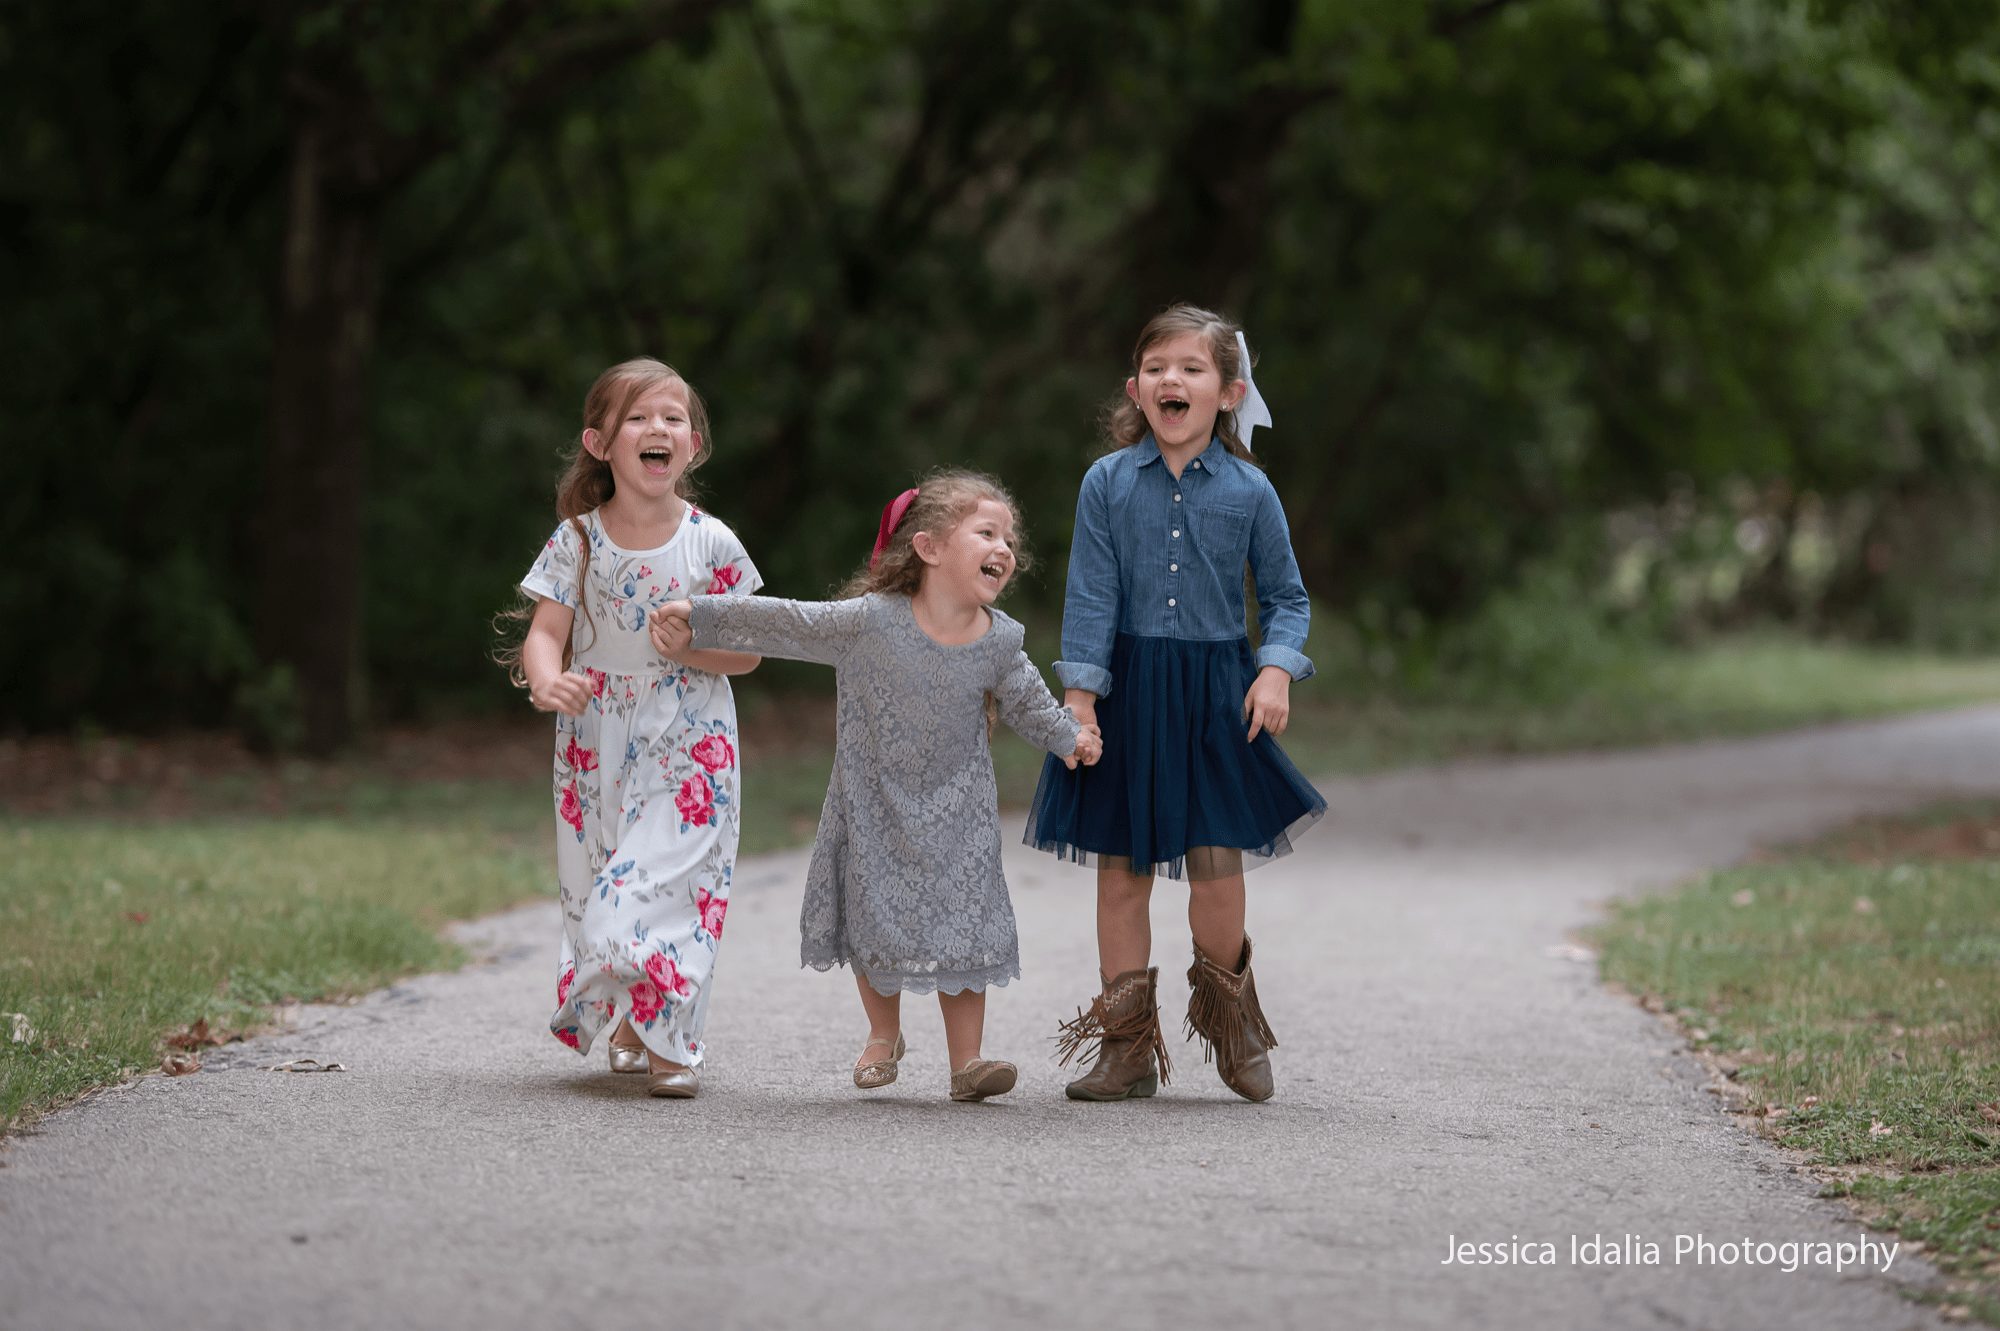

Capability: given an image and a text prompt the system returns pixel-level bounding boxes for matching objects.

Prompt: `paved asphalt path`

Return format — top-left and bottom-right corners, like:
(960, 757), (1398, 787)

(3, 707), (1997, 1331)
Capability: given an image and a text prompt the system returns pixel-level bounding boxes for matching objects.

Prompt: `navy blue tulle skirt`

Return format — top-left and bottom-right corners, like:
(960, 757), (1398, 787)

(1026, 633), (1327, 881)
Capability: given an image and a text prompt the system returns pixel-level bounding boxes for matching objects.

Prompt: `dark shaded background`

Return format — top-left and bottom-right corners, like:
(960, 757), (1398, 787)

(8, 0), (1999, 752)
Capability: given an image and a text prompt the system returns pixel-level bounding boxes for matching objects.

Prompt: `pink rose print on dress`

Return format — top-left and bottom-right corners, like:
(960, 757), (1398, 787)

(676, 772), (715, 828)
(644, 951), (692, 998)
(697, 886), (727, 940)
(556, 963), (575, 1006)
(586, 668), (608, 698)
(706, 563), (743, 594)
(689, 734), (735, 774)
(554, 1027), (580, 1049)
(559, 783), (584, 834)
(563, 737), (599, 773)
(628, 978), (665, 1024)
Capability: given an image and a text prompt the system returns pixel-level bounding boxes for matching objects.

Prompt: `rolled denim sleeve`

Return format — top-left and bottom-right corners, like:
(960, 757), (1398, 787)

(1053, 464), (1120, 698)
(1248, 479), (1314, 682)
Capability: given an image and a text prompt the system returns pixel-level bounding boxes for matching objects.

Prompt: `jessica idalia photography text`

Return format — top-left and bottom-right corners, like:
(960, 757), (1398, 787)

(1441, 1232), (1899, 1275)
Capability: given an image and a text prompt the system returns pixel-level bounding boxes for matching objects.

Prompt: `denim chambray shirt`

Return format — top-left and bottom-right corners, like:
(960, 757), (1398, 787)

(1054, 435), (1314, 699)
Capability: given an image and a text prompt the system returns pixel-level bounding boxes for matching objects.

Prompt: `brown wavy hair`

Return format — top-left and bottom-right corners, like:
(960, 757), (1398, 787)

(1102, 303), (1261, 466)
(497, 358), (714, 685)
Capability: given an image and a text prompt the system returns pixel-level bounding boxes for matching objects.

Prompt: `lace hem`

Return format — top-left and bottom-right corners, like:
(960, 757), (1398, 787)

(803, 947), (1020, 996)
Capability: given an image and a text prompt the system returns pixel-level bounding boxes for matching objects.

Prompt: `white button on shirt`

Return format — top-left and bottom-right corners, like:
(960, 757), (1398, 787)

(1173, 494), (1182, 503)
(1168, 598), (1177, 607)
(1170, 563), (1178, 571)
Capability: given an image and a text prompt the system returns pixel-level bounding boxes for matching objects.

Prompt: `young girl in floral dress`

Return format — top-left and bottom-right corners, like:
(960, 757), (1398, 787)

(650, 471), (1101, 1101)
(507, 357), (762, 1099)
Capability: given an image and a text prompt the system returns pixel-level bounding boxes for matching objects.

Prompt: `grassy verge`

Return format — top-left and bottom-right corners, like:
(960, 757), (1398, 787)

(1589, 801), (2000, 1324)
(0, 816), (548, 1129)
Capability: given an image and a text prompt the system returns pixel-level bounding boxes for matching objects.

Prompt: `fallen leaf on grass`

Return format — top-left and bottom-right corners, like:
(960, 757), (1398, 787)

(1730, 889), (1755, 908)
(161, 1052), (201, 1076)
(123, 911), (150, 924)
(6, 1013), (32, 1044)
(1978, 1101), (2000, 1126)
(1800, 1095), (1820, 1108)
(1851, 897), (1876, 915)
(1868, 1120), (1894, 1138)
(264, 1059), (346, 1073)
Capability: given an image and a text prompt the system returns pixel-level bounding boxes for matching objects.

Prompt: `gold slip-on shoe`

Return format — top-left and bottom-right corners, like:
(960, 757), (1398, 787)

(949, 1059), (1018, 1102)
(646, 1065), (699, 1098)
(608, 1039), (649, 1074)
(853, 1033), (905, 1089)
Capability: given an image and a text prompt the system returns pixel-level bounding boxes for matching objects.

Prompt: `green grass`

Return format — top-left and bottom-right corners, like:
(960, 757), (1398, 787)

(1590, 802), (2000, 1322)
(0, 817), (548, 1128)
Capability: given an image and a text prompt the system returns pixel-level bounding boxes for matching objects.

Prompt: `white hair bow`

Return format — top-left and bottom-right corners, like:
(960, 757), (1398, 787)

(1230, 330), (1272, 451)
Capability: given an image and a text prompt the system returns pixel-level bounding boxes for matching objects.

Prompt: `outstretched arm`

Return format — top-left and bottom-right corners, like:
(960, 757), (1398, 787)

(652, 594), (873, 668)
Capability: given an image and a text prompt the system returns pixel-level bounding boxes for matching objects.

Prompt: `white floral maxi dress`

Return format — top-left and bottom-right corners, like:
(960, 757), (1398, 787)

(520, 507), (762, 1066)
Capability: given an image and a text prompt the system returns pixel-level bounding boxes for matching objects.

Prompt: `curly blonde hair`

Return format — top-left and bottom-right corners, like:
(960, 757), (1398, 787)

(837, 469), (1032, 598)
(837, 469), (1032, 735)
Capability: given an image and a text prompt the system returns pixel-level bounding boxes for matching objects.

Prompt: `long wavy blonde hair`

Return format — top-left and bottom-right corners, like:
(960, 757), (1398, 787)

(497, 358), (714, 684)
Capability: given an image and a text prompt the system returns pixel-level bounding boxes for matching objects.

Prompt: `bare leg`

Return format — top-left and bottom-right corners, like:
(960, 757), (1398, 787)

(853, 972), (903, 1069)
(609, 1017), (643, 1048)
(938, 988), (987, 1071)
(1096, 860), (1156, 977)
(1188, 871), (1247, 966)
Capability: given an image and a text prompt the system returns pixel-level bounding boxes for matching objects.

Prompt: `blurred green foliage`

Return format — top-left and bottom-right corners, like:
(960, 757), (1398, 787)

(6, 0), (2000, 736)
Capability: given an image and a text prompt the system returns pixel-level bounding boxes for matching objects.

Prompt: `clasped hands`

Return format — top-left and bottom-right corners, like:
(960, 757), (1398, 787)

(648, 599), (695, 659)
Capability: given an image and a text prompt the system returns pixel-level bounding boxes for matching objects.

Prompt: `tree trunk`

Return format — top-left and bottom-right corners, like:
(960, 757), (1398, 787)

(258, 112), (380, 754)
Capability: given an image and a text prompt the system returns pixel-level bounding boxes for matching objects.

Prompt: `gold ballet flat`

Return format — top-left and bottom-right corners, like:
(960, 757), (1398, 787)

(608, 1039), (649, 1074)
(949, 1059), (1018, 1102)
(852, 1033), (905, 1089)
(646, 1064), (699, 1098)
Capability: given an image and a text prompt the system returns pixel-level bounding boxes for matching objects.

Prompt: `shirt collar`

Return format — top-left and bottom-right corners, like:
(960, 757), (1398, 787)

(1135, 434), (1231, 472)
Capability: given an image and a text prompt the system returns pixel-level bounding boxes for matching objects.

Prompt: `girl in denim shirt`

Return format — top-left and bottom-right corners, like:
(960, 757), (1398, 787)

(1029, 304), (1326, 1104)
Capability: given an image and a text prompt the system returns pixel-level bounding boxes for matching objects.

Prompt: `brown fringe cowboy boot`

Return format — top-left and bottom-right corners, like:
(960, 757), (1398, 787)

(1186, 936), (1277, 1103)
(1055, 967), (1171, 1101)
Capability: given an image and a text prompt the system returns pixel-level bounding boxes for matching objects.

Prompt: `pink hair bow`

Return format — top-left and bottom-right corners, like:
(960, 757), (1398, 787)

(869, 487), (920, 569)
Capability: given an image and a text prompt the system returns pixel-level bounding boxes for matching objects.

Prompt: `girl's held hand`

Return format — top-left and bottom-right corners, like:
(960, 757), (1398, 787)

(648, 600), (695, 658)
(1070, 723), (1104, 768)
(1243, 667), (1291, 741)
(530, 671), (593, 716)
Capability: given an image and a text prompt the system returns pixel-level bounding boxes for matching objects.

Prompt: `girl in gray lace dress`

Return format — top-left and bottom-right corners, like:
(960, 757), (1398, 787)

(650, 471), (1101, 1101)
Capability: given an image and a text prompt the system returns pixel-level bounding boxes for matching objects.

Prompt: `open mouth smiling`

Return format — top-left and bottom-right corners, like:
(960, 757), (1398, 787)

(1158, 396), (1190, 424)
(979, 561), (1009, 584)
(639, 447), (673, 474)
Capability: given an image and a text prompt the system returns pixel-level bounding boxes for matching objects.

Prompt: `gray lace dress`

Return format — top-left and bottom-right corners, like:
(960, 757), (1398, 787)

(687, 592), (1080, 994)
